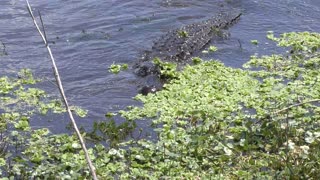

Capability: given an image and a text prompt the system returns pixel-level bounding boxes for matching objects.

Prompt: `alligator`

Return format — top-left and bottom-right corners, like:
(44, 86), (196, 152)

(133, 11), (242, 94)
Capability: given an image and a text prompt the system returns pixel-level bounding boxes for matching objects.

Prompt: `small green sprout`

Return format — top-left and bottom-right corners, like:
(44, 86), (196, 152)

(208, 45), (218, 52)
(251, 40), (259, 45)
(178, 30), (188, 38)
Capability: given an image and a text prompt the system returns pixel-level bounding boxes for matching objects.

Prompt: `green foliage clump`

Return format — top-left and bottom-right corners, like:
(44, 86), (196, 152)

(87, 118), (136, 147)
(192, 57), (203, 65)
(0, 69), (88, 178)
(108, 63), (128, 74)
(118, 31), (320, 179)
(202, 45), (218, 54)
(209, 45), (218, 52)
(153, 57), (178, 79)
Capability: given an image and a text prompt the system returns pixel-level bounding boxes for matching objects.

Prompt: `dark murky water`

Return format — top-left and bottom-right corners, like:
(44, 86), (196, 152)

(0, 0), (319, 133)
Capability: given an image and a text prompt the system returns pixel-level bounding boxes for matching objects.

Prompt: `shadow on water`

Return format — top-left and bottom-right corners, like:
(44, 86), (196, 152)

(0, 0), (319, 138)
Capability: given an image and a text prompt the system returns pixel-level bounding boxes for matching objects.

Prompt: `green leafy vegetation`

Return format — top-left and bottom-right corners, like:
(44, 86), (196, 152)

(0, 69), (89, 178)
(119, 31), (320, 179)
(192, 57), (203, 65)
(153, 57), (178, 79)
(1, 31), (320, 179)
(108, 63), (128, 74)
(202, 45), (218, 54)
(87, 119), (136, 147)
(209, 45), (218, 52)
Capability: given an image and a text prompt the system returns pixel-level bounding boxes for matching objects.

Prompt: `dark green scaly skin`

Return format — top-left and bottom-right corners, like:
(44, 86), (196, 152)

(134, 11), (242, 94)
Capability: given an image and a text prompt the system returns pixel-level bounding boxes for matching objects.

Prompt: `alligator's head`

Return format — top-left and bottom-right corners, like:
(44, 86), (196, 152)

(133, 61), (159, 77)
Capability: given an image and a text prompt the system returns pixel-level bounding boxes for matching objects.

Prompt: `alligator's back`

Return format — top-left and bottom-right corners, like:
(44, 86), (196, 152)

(141, 11), (241, 63)
(134, 11), (241, 78)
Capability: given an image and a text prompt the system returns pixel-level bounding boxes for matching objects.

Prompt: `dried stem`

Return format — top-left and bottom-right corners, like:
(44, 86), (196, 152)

(25, 1), (98, 179)
(275, 99), (320, 114)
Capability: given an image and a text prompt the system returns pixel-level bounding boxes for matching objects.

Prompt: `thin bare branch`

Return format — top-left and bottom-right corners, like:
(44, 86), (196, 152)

(0, 41), (8, 55)
(275, 99), (320, 114)
(25, 1), (98, 179)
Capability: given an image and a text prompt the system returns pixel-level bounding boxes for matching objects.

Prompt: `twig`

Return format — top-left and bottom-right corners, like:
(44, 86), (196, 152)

(0, 41), (8, 55)
(25, 1), (98, 179)
(38, 10), (48, 42)
(274, 99), (320, 114)
(237, 39), (242, 50)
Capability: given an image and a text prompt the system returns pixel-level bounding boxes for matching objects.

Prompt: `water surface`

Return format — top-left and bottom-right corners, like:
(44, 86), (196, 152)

(0, 0), (319, 133)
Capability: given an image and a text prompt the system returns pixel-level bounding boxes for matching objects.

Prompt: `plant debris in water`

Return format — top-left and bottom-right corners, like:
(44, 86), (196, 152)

(108, 63), (128, 74)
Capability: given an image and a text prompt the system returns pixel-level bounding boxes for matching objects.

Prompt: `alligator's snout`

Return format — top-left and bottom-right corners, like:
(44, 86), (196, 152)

(137, 74), (163, 95)
(139, 85), (158, 95)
